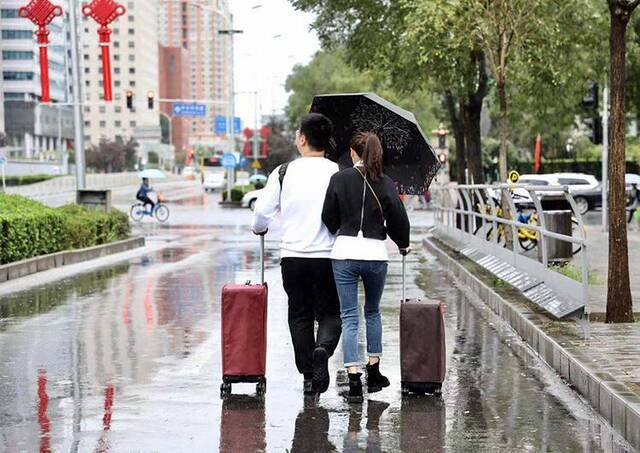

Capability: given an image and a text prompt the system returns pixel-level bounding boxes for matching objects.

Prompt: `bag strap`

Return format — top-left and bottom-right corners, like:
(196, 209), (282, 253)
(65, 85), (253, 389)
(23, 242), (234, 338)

(278, 162), (289, 188)
(355, 167), (384, 217)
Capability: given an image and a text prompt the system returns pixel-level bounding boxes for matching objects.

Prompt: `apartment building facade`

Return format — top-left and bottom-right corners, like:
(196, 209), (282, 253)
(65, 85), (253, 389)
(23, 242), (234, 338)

(0, 1), (73, 158)
(158, 0), (233, 152)
(80, 0), (161, 149)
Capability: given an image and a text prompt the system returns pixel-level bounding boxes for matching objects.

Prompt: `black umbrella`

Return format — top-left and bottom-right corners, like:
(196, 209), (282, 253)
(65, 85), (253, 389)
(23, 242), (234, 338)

(310, 92), (440, 194)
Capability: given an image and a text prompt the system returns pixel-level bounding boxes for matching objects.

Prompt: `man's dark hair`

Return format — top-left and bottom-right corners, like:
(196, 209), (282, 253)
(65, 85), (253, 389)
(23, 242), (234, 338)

(299, 113), (333, 151)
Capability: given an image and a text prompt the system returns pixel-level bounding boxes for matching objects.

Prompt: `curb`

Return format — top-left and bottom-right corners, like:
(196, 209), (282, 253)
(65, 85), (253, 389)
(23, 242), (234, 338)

(424, 235), (640, 451)
(0, 237), (145, 283)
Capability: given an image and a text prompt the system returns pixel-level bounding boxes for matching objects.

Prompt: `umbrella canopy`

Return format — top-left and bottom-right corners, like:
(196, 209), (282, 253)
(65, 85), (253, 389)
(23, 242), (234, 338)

(310, 92), (440, 194)
(138, 169), (166, 179)
(626, 173), (640, 185)
(249, 174), (267, 184)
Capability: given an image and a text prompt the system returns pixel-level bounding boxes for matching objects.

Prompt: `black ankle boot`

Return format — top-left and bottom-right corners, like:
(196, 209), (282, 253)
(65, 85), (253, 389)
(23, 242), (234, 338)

(366, 362), (390, 393)
(348, 372), (364, 403)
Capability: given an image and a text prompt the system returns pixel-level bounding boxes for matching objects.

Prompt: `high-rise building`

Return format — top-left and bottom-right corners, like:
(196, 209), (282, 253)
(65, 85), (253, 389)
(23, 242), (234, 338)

(0, 1), (73, 158)
(80, 0), (161, 149)
(158, 0), (233, 152)
(159, 45), (191, 161)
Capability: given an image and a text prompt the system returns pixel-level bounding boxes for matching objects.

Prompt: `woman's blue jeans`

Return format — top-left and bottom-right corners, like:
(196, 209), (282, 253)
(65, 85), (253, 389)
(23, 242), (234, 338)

(332, 259), (388, 367)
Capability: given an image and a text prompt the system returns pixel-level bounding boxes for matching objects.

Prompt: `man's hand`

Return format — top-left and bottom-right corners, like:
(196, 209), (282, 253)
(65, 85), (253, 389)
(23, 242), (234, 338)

(399, 247), (411, 256)
(253, 228), (268, 236)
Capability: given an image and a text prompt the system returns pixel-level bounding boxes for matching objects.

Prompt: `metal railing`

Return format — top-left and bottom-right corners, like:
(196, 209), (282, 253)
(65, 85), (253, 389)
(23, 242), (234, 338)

(431, 183), (589, 313)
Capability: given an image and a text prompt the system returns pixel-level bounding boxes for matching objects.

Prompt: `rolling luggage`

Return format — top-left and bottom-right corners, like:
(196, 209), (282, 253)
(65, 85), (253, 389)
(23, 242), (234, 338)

(220, 236), (267, 398)
(399, 254), (446, 395)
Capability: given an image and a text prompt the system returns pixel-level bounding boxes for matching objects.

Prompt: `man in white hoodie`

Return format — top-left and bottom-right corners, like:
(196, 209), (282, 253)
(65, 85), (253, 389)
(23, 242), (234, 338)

(252, 113), (340, 395)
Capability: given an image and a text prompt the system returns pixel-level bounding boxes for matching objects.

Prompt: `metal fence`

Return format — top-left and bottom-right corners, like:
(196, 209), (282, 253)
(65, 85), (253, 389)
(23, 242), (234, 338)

(431, 183), (589, 315)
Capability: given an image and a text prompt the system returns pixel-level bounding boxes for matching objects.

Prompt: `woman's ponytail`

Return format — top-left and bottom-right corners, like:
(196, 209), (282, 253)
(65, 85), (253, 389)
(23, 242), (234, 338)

(351, 131), (383, 180)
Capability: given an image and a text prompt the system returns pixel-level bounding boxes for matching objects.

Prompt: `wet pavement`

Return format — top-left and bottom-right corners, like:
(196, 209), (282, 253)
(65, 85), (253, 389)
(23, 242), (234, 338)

(0, 185), (634, 452)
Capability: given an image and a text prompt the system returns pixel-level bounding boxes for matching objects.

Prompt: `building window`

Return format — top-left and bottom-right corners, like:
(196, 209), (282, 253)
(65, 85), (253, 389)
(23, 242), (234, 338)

(128, 41), (135, 48)
(128, 55), (135, 62)
(128, 28), (135, 35)
(114, 80), (121, 87)
(128, 15), (134, 22)
(84, 106), (91, 113)
(1, 9), (19, 18)
(114, 41), (120, 48)
(85, 80), (90, 86)
(99, 106), (106, 113)
(129, 68), (135, 74)
(115, 106), (122, 113)
(114, 67), (120, 74)
(130, 121), (136, 127)
(100, 121), (106, 128)
(1, 30), (33, 40)
(2, 50), (34, 60)
(115, 120), (122, 128)
(114, 54), (120, 61)
(2, 71), (34, 81)
(84, 54), (89, 60)
(130, 81), (136, 87)
(85, 121), (91, 127)
(84, 67), (89, 74)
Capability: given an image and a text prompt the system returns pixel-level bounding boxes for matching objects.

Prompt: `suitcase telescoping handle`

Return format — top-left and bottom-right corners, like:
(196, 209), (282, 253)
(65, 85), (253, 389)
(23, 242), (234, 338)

(260, 235), (265, 284)
(402, 254), (406, 302)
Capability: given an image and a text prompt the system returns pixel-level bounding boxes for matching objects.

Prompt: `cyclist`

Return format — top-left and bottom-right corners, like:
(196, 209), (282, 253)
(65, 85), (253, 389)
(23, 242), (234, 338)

(136, 177), (155, 213)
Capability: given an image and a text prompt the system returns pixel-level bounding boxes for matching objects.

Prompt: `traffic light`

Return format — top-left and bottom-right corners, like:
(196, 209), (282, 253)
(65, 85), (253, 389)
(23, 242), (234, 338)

(584, 116), (603, 145)
(582, 82), (599, 109)
(147, 91), (155, 110)
(126, 90), (134, 110)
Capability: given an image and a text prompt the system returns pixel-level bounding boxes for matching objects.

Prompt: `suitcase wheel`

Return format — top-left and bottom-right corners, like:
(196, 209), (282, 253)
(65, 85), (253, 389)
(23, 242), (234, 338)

(256, 378), (267, 396)
(220, 382), (232, 398)
(401, 383), (409, 395)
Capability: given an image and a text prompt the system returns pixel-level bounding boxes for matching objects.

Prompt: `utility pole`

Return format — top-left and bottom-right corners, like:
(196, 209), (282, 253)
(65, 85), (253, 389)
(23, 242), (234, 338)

(69, 0), (86, 189)
(602, 82), (609, 232)
(253, 91), (259, 174)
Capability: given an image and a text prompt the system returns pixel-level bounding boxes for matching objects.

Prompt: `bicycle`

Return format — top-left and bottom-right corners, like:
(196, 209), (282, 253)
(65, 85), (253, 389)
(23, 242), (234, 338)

(478, 208), (582, 255)
(130, 195), (170, 223)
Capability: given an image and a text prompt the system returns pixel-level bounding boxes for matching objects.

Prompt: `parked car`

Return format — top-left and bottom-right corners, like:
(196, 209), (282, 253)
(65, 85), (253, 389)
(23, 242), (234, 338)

(241, 188), (265, 211)
(203, 172), (226, 192)
(518, 173), (600, 215)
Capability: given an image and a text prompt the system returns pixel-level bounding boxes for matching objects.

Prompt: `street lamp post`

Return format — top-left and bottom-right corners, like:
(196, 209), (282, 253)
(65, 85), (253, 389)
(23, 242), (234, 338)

(219, 26), (243, 157)
(68, 0), (86, 189)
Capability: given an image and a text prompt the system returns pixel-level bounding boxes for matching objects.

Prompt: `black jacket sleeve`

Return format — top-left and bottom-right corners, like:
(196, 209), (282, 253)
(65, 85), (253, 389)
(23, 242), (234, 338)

(322, 176), (341, 235)
(383, 179), (410, 249)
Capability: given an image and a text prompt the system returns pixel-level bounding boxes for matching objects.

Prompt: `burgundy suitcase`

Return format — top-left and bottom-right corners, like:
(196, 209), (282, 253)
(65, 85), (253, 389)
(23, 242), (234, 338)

(399, 255), (446, 395)
(220, 236), (267, 397)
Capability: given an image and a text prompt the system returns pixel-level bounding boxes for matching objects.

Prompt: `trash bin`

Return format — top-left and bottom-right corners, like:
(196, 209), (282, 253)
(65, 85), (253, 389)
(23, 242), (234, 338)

(538, 210), (572, 264)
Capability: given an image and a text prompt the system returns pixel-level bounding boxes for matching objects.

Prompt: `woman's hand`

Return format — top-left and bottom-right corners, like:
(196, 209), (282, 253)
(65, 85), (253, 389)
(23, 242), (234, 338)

(399, 247), (411, 256)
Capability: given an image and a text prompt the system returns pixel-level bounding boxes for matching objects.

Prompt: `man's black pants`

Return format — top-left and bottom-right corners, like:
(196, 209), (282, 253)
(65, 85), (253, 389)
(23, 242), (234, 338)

(281, 257), (342, 376)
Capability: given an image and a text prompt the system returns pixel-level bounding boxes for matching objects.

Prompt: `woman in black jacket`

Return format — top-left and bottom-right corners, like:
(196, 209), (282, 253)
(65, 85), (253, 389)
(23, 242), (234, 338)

(322, 131), (410, 403)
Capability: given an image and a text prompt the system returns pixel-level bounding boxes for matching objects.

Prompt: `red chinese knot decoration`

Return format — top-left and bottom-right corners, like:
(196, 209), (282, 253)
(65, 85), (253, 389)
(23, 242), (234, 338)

(243, 127), (253, 157)
(260, 126), (271, 158)
(18, 0), (63, 103)
(82, 0), (126, 101)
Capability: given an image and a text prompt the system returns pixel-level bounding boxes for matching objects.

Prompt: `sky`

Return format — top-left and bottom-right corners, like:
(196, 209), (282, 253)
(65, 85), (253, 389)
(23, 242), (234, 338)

(230, 0), (319, 129)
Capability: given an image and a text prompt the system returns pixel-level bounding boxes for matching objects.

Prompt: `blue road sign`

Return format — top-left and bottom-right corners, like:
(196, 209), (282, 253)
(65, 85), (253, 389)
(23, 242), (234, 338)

(221, 152), (237, 169)
(234, 117), (242, 134)
(172, 103), (206, 117)
(215, 116), (227, 135)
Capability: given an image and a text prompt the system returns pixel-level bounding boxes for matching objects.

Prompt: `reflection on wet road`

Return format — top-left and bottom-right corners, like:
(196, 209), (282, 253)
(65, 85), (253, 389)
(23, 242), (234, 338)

(0, 193), (633, 452)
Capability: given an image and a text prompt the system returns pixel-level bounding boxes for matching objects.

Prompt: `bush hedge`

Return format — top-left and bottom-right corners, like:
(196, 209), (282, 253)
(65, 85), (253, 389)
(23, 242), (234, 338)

(0, 194), (130, 264)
